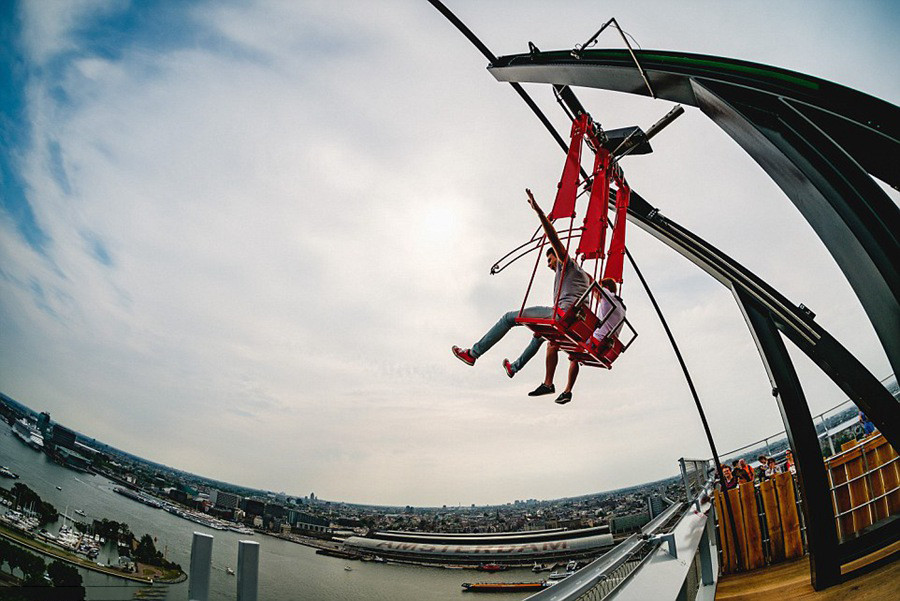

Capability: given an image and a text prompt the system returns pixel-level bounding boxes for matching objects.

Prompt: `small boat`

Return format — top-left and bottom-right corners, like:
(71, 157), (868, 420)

(476, 563), (507, 572)
(74, 509), (86, 517)
(548, 571), (571, 581)
(226, 567), (235, 575)
(56, 486), (62, 490)
(462, 581), (549, 592)
(344, 566), (353, 571)
(0, 467), (19, 479)
(532, 562), (548, 572)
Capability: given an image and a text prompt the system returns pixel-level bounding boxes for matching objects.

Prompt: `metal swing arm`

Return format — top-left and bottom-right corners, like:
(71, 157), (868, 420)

(490, 227), (584, 275)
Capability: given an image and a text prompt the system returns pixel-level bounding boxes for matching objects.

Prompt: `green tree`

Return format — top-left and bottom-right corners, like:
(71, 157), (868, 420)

(134, 534), (158, 564)
(10, 482), (58, 525)
(118, 522), (133, 546)
(48, 560), (86, 600)
(18, 552), (47, 586)
(0, 539), (13, 573)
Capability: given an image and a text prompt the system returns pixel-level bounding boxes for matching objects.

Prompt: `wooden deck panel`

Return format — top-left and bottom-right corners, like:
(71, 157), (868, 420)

(739, 481), (765, 570)
(774, 472), (803, 559)
(716, 545), (900, 601)
(729, 487), (749, 568)
(847, 449), (875, 532)
(866, 438), (889, 523)
(759, 479), (784, 562)
(716, 490), (736, 573)
(874, 440), (900, 515)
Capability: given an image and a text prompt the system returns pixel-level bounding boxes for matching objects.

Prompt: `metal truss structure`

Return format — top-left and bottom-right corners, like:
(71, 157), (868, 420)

(488, 47), (900, 590)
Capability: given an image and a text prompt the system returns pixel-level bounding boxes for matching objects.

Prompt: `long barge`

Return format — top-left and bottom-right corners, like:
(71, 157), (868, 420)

(462, 581), (550, 592)
(113, 486), (162, 509)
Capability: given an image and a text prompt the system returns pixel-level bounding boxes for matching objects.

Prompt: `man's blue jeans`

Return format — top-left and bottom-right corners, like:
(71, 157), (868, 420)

(470, 306), (553, 373)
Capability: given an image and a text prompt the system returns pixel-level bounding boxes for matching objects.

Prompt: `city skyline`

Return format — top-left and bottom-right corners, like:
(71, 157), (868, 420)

(1, 1), (898, 506)
(2, 391), (679, 510)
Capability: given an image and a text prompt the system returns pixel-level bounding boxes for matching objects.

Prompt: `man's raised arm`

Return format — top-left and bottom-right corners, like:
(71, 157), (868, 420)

(526, 188), (567, 261)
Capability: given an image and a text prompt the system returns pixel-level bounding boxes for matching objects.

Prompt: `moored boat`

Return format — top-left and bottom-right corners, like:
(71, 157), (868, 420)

(476, 563), (507, 572)
(462, 581), (549, 592)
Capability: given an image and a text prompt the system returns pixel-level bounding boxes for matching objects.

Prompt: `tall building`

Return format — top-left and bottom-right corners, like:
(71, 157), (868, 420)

(609, 511), (651, 534)
(51, 424), (78, 451)
(243, 499), (265, 517)
(211, 490), (241, 510)
(37, 412), (52, 449)
(295, 511), (329, 533)
(265, 503), (286, 520)
(646, 494), (667, 519)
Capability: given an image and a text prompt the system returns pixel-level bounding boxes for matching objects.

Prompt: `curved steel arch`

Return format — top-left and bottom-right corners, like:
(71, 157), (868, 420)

(488, 48), (900, 380)
(487, 48), (900, 589)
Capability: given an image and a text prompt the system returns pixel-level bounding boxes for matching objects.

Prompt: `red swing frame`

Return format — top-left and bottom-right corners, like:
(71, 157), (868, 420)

(514, 113), (638, 369)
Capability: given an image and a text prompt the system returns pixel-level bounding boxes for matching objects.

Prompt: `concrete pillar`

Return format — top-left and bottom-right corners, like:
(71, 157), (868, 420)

(237, 539), (260, 601)
(189, 532), (214, 601)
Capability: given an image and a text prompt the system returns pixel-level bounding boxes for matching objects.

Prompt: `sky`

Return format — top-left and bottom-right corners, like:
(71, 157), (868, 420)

(1, 1), (898, 507)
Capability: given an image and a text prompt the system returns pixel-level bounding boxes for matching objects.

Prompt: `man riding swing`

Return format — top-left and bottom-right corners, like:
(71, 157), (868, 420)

(452, 189), (610, 404)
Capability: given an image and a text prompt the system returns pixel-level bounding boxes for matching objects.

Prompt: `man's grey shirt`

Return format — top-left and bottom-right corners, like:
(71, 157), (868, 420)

(554, 257), (591, 311)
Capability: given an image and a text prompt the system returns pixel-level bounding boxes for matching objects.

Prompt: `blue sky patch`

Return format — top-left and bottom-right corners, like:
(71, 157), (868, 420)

(0, 3), (48, 255)
(47, 140), (72, 195)
(82, 231), (114, 267)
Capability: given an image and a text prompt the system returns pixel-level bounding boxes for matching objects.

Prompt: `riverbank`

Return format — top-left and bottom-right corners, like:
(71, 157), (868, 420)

(0, 523), (186, 585)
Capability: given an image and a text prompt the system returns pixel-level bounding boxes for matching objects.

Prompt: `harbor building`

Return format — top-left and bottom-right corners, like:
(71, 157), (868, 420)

(294, 511), (329, 534)
(211, 489), (241, 511)
(344, 526), (614, 565)
(242, 498), (265, 517)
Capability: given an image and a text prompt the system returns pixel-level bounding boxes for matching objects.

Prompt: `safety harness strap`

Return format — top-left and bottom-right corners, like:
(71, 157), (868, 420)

(548, 114), (589, 220)
(603, 181), (631, 283)
(577, 147), (611, 260)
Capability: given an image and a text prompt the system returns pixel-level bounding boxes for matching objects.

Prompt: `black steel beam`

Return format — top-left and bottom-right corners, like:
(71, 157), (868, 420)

(487, 48), (900, 453)
(734, 287), (842, 590)
(625, 190), (900, 453)
(487, 49), (900, 388)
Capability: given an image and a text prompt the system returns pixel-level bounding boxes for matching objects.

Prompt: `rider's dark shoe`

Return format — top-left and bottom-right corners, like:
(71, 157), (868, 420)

(554, 392), (573, 405)
(528, 383), (555, 397)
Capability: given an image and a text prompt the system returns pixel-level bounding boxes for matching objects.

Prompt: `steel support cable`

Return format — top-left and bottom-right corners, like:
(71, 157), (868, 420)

(427, 0), (746, 569)
(426, 0), (571, 157)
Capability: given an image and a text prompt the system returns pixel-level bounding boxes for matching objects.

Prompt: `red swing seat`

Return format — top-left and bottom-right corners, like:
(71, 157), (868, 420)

(515, 284), (635, 369)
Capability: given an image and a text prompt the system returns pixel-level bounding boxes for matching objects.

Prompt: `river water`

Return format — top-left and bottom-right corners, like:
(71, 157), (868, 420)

(0, 428), (534, 600)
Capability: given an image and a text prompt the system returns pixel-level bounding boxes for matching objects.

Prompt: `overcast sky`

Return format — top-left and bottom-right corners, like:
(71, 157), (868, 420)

(1, 1), (897, 507)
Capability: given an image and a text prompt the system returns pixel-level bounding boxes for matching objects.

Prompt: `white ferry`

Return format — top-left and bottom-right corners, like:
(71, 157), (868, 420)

(11, 419), (44, 451)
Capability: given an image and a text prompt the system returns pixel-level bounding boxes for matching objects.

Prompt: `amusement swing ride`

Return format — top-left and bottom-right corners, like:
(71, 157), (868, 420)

(429, 0), (899, 592)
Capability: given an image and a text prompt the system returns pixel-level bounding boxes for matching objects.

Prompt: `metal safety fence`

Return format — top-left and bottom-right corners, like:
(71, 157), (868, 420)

(525, 470), (719, 601)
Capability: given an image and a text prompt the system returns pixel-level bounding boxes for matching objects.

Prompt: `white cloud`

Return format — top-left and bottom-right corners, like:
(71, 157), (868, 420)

(1, 0), (897, 506)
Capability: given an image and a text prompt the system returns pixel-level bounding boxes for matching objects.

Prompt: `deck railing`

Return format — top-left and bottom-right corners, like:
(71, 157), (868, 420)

(826, 433), (900, 541)
(524, 471), (719, 601)
(717, 374), (897, 466)
(711, 431), (898, 575)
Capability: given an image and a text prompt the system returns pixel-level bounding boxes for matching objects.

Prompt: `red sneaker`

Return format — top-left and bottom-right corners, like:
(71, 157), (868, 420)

(452, 346), (476, 366)
(502, 359), (515, 378)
